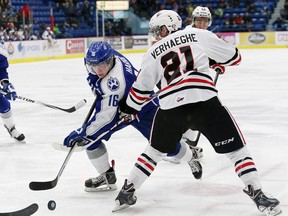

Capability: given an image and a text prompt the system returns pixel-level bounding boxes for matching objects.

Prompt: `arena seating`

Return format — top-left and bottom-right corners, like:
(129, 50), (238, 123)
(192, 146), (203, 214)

(10, 0), (279, 38)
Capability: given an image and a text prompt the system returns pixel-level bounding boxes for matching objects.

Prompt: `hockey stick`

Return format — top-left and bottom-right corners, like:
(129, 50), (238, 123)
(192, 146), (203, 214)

(29, 97), (97, 191)
(51, 118), (125, 152)
(186, 69), (221, 147)
(16, 95), (87, 113)
(0, 89), (86, 113)
(0, 203), (38, 216)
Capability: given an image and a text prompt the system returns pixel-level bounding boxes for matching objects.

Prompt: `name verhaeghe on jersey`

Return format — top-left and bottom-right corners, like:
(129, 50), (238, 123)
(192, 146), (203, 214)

(151, 33), (198, 59)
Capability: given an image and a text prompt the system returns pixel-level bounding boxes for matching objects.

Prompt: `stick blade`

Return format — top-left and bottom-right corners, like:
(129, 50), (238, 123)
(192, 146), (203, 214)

(29, 179), (57, 191)
(0, 203), (39, 216)
(74, 99), (87, 110)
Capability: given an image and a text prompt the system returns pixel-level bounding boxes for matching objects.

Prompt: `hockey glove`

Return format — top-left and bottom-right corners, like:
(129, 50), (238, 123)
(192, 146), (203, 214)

(119, 111), (136, 123)
(210, 64), (225, 74)
(118, 98), (139, 115)
(0, 80), (17, 101)
(118, 98), (139, 123)
(63, 127), (92, 147)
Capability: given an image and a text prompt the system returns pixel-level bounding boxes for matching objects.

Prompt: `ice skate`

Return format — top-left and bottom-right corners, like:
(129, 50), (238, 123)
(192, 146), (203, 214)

(85, 166), (117, 192)
(113, 179), (137, 212)
(163, 140), (203, 164)
(188, 147), (202, 180)
(184, 135), (204, 159)
(4, 125), (25, 143)
(244, 185), (282, 216)
(189, 145), (203, 159)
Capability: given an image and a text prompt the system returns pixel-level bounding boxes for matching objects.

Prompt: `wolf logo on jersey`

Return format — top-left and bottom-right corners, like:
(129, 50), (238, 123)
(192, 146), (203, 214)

(107, 77), (120, 91)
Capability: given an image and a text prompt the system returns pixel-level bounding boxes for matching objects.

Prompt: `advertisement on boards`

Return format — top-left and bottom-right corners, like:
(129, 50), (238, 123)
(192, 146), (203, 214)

(239, 32), (275, 46)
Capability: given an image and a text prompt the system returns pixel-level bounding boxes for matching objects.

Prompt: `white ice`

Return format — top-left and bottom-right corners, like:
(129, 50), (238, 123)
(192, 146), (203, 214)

(0, 48), (287, 216)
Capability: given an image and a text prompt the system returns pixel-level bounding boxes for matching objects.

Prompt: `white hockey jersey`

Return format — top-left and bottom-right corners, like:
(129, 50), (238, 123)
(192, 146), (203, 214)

(127, 27), (241, 110)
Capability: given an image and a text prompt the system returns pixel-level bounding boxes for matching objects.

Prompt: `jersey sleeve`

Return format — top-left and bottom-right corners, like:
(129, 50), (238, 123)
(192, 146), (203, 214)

(126, 53), (160, 111)
(0, 45), (9, 81)
(200, 30), (241, 67)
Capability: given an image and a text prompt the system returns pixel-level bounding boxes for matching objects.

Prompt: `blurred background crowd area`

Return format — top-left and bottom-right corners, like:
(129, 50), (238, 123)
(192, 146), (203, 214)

(0, 0), (288, 42)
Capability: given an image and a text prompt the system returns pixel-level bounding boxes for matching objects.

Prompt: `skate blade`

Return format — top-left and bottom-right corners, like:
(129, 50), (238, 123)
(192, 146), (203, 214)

(112, 203), (130, 212)
(14, 138), (26, 144)
(85, 184), (117, 192)
(264, 205), (282, 216)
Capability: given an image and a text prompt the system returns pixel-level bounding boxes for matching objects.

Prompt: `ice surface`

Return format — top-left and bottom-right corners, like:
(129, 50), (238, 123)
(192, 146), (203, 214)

(0, 48), (287, 215)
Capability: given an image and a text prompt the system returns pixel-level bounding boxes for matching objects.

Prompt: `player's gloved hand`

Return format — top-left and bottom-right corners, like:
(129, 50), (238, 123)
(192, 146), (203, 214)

(118, 98), (139, 123)
(119, 111), (136, 123)
(63, 127), (91, 147)
(210, 64), (225, 74)
(1, 81), (17, 101)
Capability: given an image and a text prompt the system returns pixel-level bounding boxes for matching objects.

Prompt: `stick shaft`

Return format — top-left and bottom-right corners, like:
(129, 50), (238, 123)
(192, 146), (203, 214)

(29, 97), (97, 191)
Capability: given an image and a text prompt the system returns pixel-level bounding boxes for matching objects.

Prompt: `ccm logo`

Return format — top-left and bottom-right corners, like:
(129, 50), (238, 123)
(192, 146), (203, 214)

(215, 137), (234, 146)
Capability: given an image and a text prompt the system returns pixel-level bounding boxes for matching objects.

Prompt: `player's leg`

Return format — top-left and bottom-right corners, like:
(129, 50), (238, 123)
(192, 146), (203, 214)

(84, 122), (127, 192)
(113, 144), (165, 212)
(114, 108), (202, 211)
(163, 129), (203, 164)
(182, 129), (203, 158)
(85, 142), (117, 192)
(226, 146), (281, 216)
(200, 97), (281, 216)
(0, 96), (25, 142)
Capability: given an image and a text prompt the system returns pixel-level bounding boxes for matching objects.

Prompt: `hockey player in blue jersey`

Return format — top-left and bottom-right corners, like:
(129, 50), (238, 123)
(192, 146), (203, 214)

(63, 41), (202, 192)
(0, 42), (25, 143)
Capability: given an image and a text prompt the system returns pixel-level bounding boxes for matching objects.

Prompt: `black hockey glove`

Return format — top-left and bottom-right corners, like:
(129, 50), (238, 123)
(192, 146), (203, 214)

(118, 98), (139, 123)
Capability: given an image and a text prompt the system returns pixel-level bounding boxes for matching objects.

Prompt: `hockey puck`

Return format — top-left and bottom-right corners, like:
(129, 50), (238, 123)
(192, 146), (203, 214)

(47, 200), (56, 211)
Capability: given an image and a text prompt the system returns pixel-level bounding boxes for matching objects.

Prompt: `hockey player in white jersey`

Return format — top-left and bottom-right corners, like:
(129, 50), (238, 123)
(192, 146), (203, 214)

(164, 6), (223, 164)
(0, 42), (25, 143)
(63, 41), (202, 192)
(114, 10), (281, 216)
(185, 6), (225, 149)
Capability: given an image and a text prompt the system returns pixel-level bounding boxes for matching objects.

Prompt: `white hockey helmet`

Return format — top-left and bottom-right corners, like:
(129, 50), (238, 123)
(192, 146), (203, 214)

(149, 10), (182, 38)
(192, 6), (212, 27)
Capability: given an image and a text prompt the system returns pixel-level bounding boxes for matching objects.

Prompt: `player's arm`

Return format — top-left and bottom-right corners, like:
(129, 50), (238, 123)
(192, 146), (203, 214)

(209, 58), (225, 74)
(0, 55), (17, 101)
(125, 55), (160, 113)
(201, 31), (241, 67)
(64, 76), (126, 147)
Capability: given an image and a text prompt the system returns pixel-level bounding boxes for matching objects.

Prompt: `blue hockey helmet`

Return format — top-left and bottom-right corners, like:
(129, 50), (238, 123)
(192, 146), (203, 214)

(85, 41), (113, 66)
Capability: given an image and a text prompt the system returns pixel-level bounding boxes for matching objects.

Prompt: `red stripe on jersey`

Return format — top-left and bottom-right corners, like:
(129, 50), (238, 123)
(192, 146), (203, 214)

(161, 78), (215, 93)
(231, 54), (242, 66)
(137, 157), (154, 171)
(130, 88), (150, 101)
(235, 161), (255, 172)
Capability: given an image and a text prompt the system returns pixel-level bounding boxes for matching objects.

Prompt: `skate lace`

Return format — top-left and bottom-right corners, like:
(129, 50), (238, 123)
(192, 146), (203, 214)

(91, 175), (105, 184)
(11, 128), (22, 138)
(189, 159), (200, 172)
